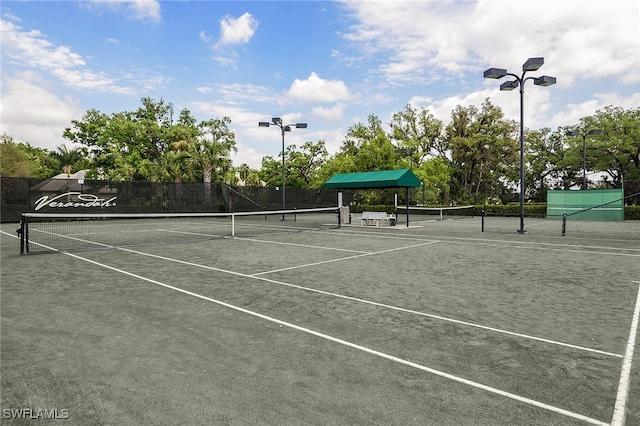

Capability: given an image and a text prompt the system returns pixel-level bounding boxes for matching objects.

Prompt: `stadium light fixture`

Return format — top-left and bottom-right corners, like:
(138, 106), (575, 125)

(565, 129), (602, 190)
(500, 80), (519, 91)
(258, 117), (308, 218)
(523, 57), (544, 71)
(483, 68), (507, 79)
(534, 76), (557, 86)
(484, 57), (556, 234)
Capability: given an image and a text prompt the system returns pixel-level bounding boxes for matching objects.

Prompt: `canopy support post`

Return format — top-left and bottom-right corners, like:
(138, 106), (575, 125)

(406, 187), (410, 227)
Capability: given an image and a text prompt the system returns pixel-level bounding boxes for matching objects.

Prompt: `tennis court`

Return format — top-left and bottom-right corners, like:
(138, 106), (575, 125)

(1, 212), (638, 425)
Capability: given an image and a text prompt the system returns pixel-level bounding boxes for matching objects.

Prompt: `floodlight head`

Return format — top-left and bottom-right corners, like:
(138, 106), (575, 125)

(484, 68), (507, 79)
(533, 75), (556, 87)
(500, 80), (519, 91)
(566, 130), (580, 136)
(258, 122), (270, 127)
(272, 117), (282, 125)
(295, 123), (308, 129)
(588, 129), (602, 135)
(523, 57), (544, 72)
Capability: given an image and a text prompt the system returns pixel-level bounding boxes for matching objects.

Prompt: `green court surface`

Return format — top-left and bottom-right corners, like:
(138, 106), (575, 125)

(1, 217), (638, 425)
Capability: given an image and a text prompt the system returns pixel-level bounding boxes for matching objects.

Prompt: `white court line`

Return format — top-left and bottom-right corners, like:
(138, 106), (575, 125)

(235, 237), (370, 254)
(611, 281), (640, 426)
(251, 241), (439, 276)
(113, 245), (621, 358)
(48, 247), (612, 426)
(329, 229), (640, 256)
(2, 229), (623, 358)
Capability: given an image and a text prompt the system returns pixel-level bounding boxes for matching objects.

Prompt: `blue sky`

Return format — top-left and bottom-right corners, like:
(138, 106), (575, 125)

(1, 0), (639, 169)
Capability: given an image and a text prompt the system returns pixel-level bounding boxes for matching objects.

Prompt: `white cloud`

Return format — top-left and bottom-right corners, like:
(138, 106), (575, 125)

(287, 72), (351, 103)
(312, 103), (345, 122)
(216, 12), (258, 47)
(550, 92), (640, 129)
(1, 19), (166, 95)
(198, 31), (212, 43)
(213, 55), (238, 68)
(1, 20), (85, 68)
(84, 0), (161, 23)
(341, 0), (640, 88)
(0, 74), (83, 150)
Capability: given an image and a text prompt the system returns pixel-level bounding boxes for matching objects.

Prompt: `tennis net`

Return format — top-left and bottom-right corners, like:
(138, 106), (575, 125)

(395, 205), (475, 222)
(19, 207), (341, 254)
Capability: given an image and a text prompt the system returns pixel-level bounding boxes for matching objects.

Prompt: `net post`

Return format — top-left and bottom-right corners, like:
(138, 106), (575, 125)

(19, 214), (27, 255)
(232, 213), (235, 237)
(481, 209), (485, 232)
(561, 212), (567, 237)
(337, 207), (342, 229)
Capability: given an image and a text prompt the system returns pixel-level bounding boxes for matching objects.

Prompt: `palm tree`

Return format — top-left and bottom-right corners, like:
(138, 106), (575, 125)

(192, 118), (237, 203)
(53, 144), (85, 176)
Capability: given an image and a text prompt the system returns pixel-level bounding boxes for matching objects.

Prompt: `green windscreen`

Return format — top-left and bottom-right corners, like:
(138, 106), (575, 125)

(547, 189), (624, 220)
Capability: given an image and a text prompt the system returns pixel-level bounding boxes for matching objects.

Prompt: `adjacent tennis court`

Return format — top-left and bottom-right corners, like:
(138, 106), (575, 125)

(1, 213), (638, 425)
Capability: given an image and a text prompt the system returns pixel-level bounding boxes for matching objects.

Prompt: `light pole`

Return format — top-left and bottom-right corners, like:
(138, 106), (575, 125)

(258, 117), (307, 217)
(484, 57), (556, 234)
(565, 129), (602, 190)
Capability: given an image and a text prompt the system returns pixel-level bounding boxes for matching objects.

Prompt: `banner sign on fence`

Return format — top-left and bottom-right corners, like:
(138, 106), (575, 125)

(34, 192), (117, 211)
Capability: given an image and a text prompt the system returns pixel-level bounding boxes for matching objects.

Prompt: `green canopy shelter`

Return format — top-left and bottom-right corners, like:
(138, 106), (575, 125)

(323, 169), (421, 226)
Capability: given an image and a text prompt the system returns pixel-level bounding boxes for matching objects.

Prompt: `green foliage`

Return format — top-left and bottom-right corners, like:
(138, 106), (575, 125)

(446, 99), (518, 204)
(0, 133), (61, 178)
(576, 106), (640, 184)
(625, 206), (640, 220)
(259, 141), (329, 188)
(0, 137), (36, 177)
(63, 98), (236, 183)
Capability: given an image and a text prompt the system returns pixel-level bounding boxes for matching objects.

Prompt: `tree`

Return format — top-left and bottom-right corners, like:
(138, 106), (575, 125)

(0, 134), (36, 177)
(389, 104), (447, 164)
(414, 157), (452, 205)
(63, 98), (237, 184)
(318, 114), (399, 185)
(445, 99), (518, 203)
(193, 117), (236, 185)
(51, 144), (88, 176)
(259, 141), (328, 189)
(0, 133), (60, 178)
(577, 106), (640, 186)
(389, 104), (451, 203)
